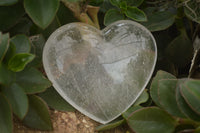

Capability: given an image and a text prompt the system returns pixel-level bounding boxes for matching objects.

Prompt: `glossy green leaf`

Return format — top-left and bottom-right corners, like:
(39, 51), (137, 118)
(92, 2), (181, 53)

(0, 63), (14, 85)
(0, 3), (24, 31)
(38, 87), (75, 112)
(158, 79), (186, 118)
(125, 6), (147, 22)
(23, 95), (52, 130)
(134, 89), (149, 106)
(16, 67), (52, 94)
(127, 107), (177, 133)
(24, 0), (60, 29)
(165, 32), (193, 67)
(8, 53), (35, 72)
(0, 33), (9, 62)
(176, 79), (200, 121)
(104, 9), (124, 26)
(0, 94), (12, 133)
(2, 83), (28, 119)
(10, 35), (31, 53)
(122, 105), (142, 119)
(150, 70), (176, 106)
(0, 0), (18, 6)
(141, 10), (175, 32)
(180, 80), (200, 114)
(184, 1), (200, 24)
(96, 119), (125, 131)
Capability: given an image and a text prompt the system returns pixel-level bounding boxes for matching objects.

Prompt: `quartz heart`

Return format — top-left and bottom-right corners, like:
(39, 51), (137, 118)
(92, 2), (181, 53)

(43, 20), (157, 124)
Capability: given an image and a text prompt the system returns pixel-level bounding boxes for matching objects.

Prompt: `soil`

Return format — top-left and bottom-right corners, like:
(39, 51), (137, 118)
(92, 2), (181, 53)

(14, 110), (132, 133)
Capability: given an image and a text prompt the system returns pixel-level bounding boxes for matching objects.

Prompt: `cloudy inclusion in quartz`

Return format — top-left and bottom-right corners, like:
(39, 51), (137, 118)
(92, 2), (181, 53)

(43, 20), (157, 124)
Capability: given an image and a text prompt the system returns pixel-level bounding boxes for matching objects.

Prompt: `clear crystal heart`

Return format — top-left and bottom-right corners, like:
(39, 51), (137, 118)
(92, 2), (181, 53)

(43, 20), (157, 124)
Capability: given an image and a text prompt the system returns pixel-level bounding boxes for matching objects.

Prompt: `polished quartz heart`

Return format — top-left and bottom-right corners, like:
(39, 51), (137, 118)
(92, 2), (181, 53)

(43, 20), (157, 124)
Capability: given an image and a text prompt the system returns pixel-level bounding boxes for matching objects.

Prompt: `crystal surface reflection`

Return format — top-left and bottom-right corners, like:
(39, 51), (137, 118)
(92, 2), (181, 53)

(43, 20), (157, 124)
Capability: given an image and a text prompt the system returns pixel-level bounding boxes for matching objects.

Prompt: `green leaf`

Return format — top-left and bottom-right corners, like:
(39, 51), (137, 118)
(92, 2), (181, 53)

(95, 119), (125, 131)
(150, 70), (176, 106)
(134, 89), (149, 105)
(9, 17), (33, 36)
(127, 107), (177, 133)
(156, 59), (176, 75)
(165, 32), (193, 67)
(141, 10), (175, 32)
(180, 80), (200, 115)
(10, 35), (31, 53)
(38, 87), (75, 112)
(109, 0), (121, 7)
(184, 1), (200, 24)
(0, 63), (14, 85)
(104, 9), (124, 26)
(0, 0), (18, 6)
(29, 34), (46, 67)
(122, 105), (142, 119)
(195, 126), (200, 133)
(99, 0), (114, 13)
(56, 3), (77, 25)
(30, 17), (60, 39)
(126, 0), (144, 7)
(89, 0), (104, 6)
(24, 0), (60, 29)
(23, 95), (52, 130)
(0, 3), (25, 31)
(16, 67), (52, 94)
(176, 79), (200, 121)
(110, 0), (144, 7)
(0, 33), (9, 62)
(120, 1), (127, 11)
(0, 93), (12, 133)
(8, 53), (35, 72)
(3, 42), (16, 64)
(2, 83), (28, 119)
(158, 79), (186, 118)
(62, 0), (81, 2)
(42, 17), (60, 39)
(125, 6), (147, 22)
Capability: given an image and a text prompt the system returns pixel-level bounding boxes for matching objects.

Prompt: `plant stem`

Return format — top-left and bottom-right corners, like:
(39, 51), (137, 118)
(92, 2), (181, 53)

(87, 5), (100, 29)
(192, 24), (200, 41)
(60, 0), (100, 29)
(79, 13), (96, 27)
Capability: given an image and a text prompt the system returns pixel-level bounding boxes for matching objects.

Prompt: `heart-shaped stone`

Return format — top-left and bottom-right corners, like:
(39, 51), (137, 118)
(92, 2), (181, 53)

(43, 20), (157, 124)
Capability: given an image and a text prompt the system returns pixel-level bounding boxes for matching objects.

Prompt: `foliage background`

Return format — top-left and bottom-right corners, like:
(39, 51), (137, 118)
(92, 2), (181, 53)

(0, 0), (200, 133)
